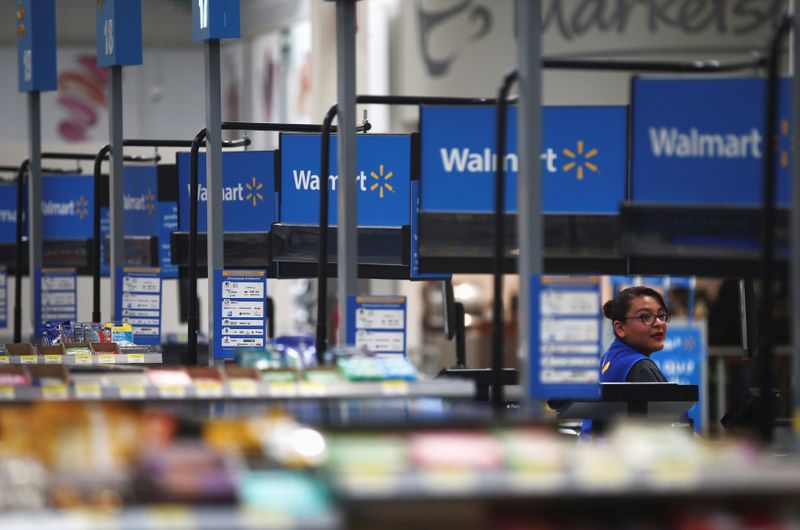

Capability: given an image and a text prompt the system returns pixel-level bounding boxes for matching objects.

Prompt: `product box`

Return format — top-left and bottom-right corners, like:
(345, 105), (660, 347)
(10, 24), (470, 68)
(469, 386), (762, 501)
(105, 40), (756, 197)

(91, 342), (121, 355)
(0, 366), (32, 386)
(28, 365), (70, 386)
(4, 343), (37, 356)
(36, 344), (66, 356)
(224, 366), (260, 381)
(63, 343), (93, 355)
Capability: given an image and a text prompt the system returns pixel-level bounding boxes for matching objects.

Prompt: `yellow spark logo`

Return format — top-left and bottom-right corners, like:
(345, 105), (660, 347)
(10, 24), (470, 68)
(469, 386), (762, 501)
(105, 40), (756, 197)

(16, 3), (24, 40)
(562, 140), (599, 181)
(369, 164), (394, 199)
(97, 0), (104, 13)
(75, 196), (89, 220)
(780, 118), (791, 169)
(244, 177), (264, 206)
(145, 189), (156, 215)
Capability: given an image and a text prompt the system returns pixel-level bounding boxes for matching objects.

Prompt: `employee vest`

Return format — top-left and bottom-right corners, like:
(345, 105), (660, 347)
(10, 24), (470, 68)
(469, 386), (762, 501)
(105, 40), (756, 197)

(599, 337), (649, 383)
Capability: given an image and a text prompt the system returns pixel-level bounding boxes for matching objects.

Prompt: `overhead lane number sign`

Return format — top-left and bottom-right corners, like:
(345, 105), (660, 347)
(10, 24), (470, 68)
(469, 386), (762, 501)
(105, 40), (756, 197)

(16, 0), (56, 92)
(192, 0), (240, 42)
(177, 151), (276, 233)
(95, 0), (142, 67)
(631, 77), (791, 206)
(279, 134), (412, 227)
(420, 106), (628, 215)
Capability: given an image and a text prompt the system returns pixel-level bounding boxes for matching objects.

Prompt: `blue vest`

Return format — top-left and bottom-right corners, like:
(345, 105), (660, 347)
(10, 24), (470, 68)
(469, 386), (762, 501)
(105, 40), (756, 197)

(599, 337), (650, 383)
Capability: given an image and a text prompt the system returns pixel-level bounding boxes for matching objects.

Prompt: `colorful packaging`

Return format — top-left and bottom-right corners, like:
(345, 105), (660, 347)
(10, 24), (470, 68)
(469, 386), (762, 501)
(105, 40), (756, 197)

(104, 323), (132, 343)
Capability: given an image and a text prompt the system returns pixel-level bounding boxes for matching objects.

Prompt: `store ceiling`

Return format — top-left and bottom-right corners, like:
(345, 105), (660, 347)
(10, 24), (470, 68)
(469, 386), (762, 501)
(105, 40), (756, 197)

(0, 0), (305, 47)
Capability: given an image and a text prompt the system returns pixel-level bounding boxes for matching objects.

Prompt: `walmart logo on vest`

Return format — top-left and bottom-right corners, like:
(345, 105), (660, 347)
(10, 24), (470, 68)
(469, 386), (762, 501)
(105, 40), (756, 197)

(187, 177), (265, 207)
(124, 189), (156, 215)
(439, 138), (601, 182)
(42, 195), (89, 220)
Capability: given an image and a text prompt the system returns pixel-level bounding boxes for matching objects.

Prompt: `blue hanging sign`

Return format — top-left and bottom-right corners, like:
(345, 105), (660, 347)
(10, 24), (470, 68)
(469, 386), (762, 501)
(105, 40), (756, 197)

(16, 0), (56, 92)
(420, 106), (628, 214)
(279, 134), (412, 227)
(529, 275), (602, 399)
(0, 182), (21, 245)
(192, 0), (240, 42)
(0, 266), (7, 329)
(124, 165), (159, 237)
(177, 151), (276, 232)
(650, 324), (706, 434)
(42, 175), (93, 240)
(157, 202), (178, 279)
(95, 0), (142, 67)
(213, 270), (268, 359)
(631, 77), (791, 206)
(36, 268), (77, 332)
(116, 266), (162, 345)
(346, 295), (407, 355)
(409, 179), (449, 280)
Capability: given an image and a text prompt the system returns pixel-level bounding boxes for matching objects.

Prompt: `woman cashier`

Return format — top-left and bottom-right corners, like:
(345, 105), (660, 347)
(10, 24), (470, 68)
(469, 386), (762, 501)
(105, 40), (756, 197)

(600, 286), (671, 383)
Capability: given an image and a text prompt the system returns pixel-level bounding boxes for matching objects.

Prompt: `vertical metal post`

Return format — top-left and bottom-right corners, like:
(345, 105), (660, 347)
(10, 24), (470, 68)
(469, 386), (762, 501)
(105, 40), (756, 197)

(205, 39), (224, 365)
(27, 92), (42, 342)
(109, 65), (124, 321)
(515, 0), (543, 414)
(791, 0), (800, 443)
(336, 0), (357, 344)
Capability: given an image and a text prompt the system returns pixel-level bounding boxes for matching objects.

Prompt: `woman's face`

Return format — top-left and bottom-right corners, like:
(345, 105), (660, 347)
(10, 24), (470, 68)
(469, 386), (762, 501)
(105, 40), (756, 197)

(613, 295), (668, 355)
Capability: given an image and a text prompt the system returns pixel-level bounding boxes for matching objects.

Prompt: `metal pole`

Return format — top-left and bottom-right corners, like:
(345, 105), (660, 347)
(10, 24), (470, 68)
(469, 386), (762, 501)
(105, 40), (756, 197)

(336, 0), (357, 344)
(109, 65), (125, 321)
(791, 0), (800, 444)
(515, 0), (543, 415)
(205, 39), (224, 366)
(92, 144), (111, 323)
(27, 92), (42, 342)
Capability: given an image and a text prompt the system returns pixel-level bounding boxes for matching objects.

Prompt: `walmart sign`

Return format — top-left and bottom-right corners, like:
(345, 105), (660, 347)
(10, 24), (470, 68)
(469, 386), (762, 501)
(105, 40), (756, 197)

(42, 175), (93, 240)
(280, 134), (411, 227)
(420, 106), (627, 214)
(177, 151), (276, 232)
(632, 77), (791, 206)
(124, 165), (159, 236)
(0, 183), (20, 244)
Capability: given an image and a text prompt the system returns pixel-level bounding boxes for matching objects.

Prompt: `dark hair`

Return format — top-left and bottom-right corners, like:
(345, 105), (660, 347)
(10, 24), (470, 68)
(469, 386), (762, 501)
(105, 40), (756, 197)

(603, 286), (668, 329)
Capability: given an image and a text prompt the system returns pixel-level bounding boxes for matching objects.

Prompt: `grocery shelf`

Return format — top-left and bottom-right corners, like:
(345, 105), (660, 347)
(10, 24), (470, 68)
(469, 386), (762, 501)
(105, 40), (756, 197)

(0, 378), (475, 402)
(0, 353), (162, 366)
(333, 462), (800, 502)
(0, 507), (340, 530)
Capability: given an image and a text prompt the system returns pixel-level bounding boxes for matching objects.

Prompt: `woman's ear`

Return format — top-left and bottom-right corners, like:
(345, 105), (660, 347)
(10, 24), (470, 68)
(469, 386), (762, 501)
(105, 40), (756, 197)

(613, 320), (626, 339)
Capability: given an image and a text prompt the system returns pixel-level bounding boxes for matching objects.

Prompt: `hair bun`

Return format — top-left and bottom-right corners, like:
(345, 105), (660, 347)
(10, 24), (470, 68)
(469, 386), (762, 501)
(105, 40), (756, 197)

(602, 300), (614, 320)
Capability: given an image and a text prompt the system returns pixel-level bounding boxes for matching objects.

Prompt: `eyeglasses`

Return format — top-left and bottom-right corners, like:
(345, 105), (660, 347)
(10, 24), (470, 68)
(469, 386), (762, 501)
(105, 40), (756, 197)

(622, 311), (670, 326)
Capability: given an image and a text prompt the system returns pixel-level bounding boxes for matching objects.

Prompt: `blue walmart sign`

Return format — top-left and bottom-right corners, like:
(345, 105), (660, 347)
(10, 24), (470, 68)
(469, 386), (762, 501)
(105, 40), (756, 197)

(0, 183), (20, 244)
(279, 134), (411, 227)
(420, 106), (627, 214)
(650, 324), (706, 433)
(632, 78), (791, 206)
(177, 151), (276, 232)
(42, 175), (93, 240)
(124, 165), (159, 237)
